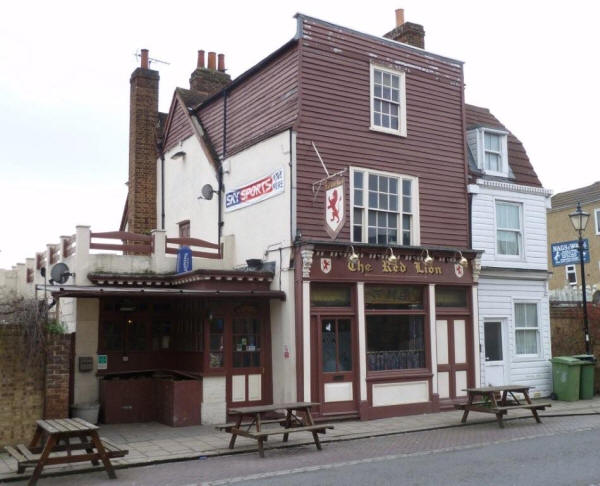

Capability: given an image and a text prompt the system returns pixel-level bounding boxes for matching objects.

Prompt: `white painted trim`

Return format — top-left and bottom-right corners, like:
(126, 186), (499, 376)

(472, 287), (480, 387)
(482, 318), (509, 387)
(349, 166), (420, 246)
(302, 281), (311, 401)
(476, 127), (509, 177)
(512, 299), (542, 360)
(595, 208), (600, 235)
(494, 198), (525, 261)
(369, 63), (407, 137)
(565, 264), (577, 286)
(357, 282), (367, 401)
(428, 284), (438, 394)
(475, 179), (553, 197)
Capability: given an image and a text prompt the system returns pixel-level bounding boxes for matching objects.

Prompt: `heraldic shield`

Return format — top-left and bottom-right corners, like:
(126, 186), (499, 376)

(324, 177), (345, 239)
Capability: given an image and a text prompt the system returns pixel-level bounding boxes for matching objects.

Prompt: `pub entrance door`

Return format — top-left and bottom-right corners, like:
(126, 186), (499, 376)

(312, 316), (358, 416)
(436, 315), (471, 404)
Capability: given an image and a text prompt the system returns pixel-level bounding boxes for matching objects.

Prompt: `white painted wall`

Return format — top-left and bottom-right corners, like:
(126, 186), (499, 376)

(159, 135), (219, 244)
(477, 276), (552, 397)
(470, 181), (551, 270)
(221, 130), (297, 404)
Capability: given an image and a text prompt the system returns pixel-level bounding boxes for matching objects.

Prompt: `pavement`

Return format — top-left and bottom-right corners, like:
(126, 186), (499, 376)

(2, 397), (600, 483)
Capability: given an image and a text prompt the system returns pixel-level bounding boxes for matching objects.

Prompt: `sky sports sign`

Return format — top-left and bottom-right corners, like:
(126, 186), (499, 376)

(551, 239), (590, 266)
(225, 168), (284, 212)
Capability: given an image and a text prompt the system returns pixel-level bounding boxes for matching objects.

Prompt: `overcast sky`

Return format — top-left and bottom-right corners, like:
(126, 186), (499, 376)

(1, 0), (599, 269)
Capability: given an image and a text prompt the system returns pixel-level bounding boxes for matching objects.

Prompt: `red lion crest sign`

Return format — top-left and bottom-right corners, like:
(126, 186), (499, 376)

(324, 177), (345, 239)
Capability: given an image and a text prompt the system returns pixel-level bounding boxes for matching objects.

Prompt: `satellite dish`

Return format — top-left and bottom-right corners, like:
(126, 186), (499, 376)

(201, 184), (215, 200)
(50, 262), (72, 285)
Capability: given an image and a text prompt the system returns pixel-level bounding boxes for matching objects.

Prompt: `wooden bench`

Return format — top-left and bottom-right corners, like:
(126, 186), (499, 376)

(5, 418), (128, 485)
(457, 385), (551, 428)
(215, 418), (286, 432)
(224, 402), (335, 458)
(233, 424), (334, 458)
(5, 438), (128, 475)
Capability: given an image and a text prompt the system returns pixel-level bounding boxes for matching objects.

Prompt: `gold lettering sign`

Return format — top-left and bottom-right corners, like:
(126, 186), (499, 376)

(413, 262), (442, 275)
(382, 260), (407, 273)
(347, 259), (373, 274)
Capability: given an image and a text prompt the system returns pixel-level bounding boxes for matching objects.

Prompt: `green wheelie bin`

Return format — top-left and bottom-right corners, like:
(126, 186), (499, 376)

(550, 356), (582, 401)
(572, 354), (597, 399)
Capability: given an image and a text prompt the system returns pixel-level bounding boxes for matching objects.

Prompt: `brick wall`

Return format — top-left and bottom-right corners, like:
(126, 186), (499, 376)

(0, 325), (71, 446)
(551, 303), (600, 392)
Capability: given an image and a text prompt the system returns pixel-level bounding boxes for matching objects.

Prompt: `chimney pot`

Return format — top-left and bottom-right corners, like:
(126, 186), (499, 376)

(197, 50), (205, 69)
(395, 8), (405, 27)
(207, 51), (217, 70)
(218, 53), (225, 72)
(141, 49), (149, 69)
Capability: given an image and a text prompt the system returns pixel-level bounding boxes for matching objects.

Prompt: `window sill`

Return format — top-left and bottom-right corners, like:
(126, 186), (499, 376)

(366, 370), (432, 382)
(369, 125), (407, 138)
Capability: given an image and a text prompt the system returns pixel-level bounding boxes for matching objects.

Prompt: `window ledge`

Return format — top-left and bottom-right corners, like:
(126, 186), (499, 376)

(366, 370), (432, 382)
(369, 125), (407, 138)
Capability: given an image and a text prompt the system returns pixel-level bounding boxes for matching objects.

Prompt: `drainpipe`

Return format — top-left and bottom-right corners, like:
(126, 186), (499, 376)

(219, 90), (228, 246)
(156, 139), (166, 230)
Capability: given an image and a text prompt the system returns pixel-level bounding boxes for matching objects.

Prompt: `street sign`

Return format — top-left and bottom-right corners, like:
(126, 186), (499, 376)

(551, 239), (590, 266)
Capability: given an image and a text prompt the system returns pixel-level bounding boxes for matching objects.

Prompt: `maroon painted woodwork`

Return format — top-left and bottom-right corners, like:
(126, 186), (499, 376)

(165, 236), (222, 259)
(90, 231), (153, 255)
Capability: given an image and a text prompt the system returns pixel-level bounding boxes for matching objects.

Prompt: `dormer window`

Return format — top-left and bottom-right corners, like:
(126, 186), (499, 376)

(467, 127), (509, 177)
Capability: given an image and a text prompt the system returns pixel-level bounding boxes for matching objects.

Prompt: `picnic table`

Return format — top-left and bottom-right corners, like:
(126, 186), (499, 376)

(4, 418), (128, 486)
(455, 385), (551, 428)
(219, 402), (334, 457)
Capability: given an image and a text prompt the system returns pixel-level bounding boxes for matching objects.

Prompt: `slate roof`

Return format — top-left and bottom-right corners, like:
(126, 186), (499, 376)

(465, 104), (542, 188)
(550, 181), (600, 212)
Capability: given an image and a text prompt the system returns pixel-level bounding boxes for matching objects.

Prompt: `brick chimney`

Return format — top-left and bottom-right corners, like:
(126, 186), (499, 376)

(189, 50), (231, 98)
(384, 8), (425, 49)
(128, 48), (159, 234)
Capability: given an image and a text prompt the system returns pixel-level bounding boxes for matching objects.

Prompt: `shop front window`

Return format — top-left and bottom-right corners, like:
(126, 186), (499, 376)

(366, 315), (425, 371)
(365, 286), (423, 310)
(233, 318), (261, 368)
(311, 285), (352, 307)
(209, 318), (225, 368)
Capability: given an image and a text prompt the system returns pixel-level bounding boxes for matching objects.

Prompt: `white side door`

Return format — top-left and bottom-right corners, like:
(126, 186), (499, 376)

(483, 321), (507, 386)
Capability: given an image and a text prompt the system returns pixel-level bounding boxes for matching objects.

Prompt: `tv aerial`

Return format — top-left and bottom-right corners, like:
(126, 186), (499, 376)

(50, 262), (74, 285)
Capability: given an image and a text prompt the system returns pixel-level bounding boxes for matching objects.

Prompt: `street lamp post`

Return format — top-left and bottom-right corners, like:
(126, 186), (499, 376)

(569, 201), (591, 354)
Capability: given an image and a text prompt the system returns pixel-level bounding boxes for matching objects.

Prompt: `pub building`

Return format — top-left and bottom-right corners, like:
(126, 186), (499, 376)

(296, 243), (480, 420)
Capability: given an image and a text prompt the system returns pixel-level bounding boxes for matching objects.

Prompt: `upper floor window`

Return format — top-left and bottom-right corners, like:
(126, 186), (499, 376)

(351, 168), (418, 246)
(595, 208), (600, 235)
(565, 265), (577, 286)
(496, 201), (522, 257)
(370, 64), (407, 137)
(178, 220), (190, 238)
(468, 127), (509, 176)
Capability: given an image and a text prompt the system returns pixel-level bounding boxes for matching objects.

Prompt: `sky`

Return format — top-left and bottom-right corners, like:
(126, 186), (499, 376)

(1, 0), (599, 269)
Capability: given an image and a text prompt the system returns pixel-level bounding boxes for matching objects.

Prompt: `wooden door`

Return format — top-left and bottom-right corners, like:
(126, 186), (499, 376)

(227, 302), (271, 407)
(316, 316), (358, 415)
(436, 316), (470, 401)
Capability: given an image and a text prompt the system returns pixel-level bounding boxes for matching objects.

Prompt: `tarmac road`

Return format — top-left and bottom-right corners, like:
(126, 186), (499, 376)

(7, 414), (600, 486)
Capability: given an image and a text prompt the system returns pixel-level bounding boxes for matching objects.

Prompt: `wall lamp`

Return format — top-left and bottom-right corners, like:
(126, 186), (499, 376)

(170, 151), (186, 160)
(348, 246), (359, 264)
(455, 250), (469, 268)
(421, 248), (433, 265)
(387, 247), (397, 263)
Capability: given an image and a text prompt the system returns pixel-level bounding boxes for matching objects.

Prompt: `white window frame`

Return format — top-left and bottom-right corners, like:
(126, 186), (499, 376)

(565, 265), (577, 286)
(594, 208), (600, 235)
(350, 166), (420, 246)
(370, 63), (407, 137)
(476, 128), (509, 177)
(494, 199), (524, 260)
(513, 301), (541, 359)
